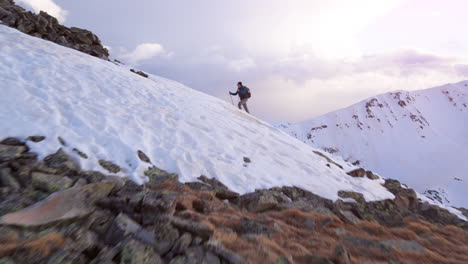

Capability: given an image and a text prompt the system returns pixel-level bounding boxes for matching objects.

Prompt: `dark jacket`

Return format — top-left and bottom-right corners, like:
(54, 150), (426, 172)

(230, 86), (250, 100)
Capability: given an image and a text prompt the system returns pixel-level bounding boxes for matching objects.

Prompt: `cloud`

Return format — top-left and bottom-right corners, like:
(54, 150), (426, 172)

(17, 0), (68, 23)
(121, 43), (171, 65)
(143, 47), (468, 122)
(227, 58), (256, 72)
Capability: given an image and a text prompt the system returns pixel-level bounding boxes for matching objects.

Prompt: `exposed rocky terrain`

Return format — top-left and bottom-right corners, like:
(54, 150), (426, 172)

(276, 81), (468, 208)
(0, 0), (109, 60)
(1, 137), (467, 264)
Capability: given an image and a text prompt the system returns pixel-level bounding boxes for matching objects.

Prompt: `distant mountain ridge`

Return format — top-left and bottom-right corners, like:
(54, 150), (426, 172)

(276, 81), (468, 207)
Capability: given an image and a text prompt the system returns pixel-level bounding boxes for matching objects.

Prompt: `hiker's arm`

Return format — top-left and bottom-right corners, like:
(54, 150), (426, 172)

(229, 90), (238, 95)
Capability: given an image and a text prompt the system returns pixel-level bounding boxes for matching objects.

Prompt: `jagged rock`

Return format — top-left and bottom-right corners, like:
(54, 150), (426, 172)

(68, 228), (99, 254)
(235, 189), (290, 212)
(150, 222), (180, 256)
(43, 148), (79, 174)
(88, 210), (115, 237)
(180, 246), (205, 263)
(383, 179), (417, 210)
(279, 187), (335, 214)
(338, 190), (365, 203)
(0, 168), (20, 191)
(26, 136), (46, 143)
(418, 202), (461, 226)
(205, 239), (243, 264)
(104, 213), (141, 245)
(120, 239), (163, 264)
(89, 244), (122, 264)
(145, 166), (179, 184)
(72, 148), (88, 159)
(197, 175), (240, 200)
(31, 172), (73, 193)
(243, 157), (251, 163)
(170, 216), (214, 240)
(0, 1), (109, 59)
(0, 181), (118, 227)
(203, 250), (221, 264)
(185, 181), (212, 192)
(237, 217), (274, 236)
(169, 256), (187, 264)
(141, 190), (178, 221)
(342, 236), (391, 253)
(346, 168), (366, 178)
(80, 171), (107, 184)
(365, 171), (379, 180)
(167, 232), (192, 258)
(137, 150), (151, 163)
(0, 137), (25, 146)
(332, 245), (351, 264)
(130, 69), (149, 78)
(334, 209), (361, 224)
(57, 136), (66, 146)
(303, 218), (316, 232)
(0, 144), (27, 162)
(98, 160), (120, 174)
(381, 240), (425, 253)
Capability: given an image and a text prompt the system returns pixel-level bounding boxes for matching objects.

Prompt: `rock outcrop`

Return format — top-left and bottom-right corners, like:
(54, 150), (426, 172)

(0, 0), (109, 60)
(0, 137), (467, 263)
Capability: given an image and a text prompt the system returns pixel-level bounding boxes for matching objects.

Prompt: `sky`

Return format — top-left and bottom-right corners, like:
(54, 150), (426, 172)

(16, 0), (468, 122)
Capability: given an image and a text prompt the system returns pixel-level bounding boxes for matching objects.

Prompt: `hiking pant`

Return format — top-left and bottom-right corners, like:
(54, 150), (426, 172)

(238, 98), (250, 113)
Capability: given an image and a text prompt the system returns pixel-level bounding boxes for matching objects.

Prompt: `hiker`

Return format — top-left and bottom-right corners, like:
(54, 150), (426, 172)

(229, 82), (251, 113)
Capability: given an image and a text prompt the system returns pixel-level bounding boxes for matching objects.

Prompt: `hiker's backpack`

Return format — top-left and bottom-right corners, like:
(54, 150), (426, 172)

(241, 86), (252, 98)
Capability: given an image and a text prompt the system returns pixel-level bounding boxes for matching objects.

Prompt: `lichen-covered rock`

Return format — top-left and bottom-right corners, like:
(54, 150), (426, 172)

(197, 175), (240, 200)
(120, 239), (162, 264)
(137, 150), (151, 163)
(144, 166), (178, 184)
(0, 168), (20, 191)
(98, 160), (120, 174)
(346, 168), (366, 178)
(130, 69), (149, 78)
(338, 190), (365, 203)
(332, 245), (351, 264)
(31, 172), (73, 193)
(205, 239), (244, 264)
(365, 171), (380, 180)
(0, 144), (27, 162)
(43, 148), (79, 174)
(26, 136), (45, 143)
(235, 189), (290, 213)
(170, 216), (214, 240)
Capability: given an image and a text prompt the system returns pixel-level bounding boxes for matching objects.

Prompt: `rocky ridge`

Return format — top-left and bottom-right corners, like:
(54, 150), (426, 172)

(0, 137), (467, 263)
(0, 0), (109, 60)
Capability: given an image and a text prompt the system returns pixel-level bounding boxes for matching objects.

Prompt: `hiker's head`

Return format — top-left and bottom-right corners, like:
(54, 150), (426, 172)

(237, 82), (243, 88)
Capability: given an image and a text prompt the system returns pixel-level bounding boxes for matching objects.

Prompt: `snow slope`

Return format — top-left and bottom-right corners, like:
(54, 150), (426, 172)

(276, 81), (468, 208)
(0, 25), (397, 203)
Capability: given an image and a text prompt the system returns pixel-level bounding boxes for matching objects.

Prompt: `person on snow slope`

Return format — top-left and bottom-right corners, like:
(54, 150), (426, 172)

(230, 81), (251, 113)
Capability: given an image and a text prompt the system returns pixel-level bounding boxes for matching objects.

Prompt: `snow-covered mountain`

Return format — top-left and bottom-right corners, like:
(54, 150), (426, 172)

(0, 25), (398, 204)
(276, 81), (468, 207)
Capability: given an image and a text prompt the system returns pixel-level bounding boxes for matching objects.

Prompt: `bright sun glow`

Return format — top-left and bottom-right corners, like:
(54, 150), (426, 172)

(243, 0), (406, 58)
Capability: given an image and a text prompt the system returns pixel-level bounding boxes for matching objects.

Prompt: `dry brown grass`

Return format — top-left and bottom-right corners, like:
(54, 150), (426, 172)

(154, 183), (468, 264)
(0, 232), (64, 258)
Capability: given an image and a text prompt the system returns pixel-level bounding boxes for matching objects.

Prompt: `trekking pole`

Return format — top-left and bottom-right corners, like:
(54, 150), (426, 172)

(229, 94), (234, 106)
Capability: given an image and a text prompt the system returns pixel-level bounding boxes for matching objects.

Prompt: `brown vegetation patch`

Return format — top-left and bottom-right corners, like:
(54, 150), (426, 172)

(0, 232), (64, 258)
(165, 180), (468, 264)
